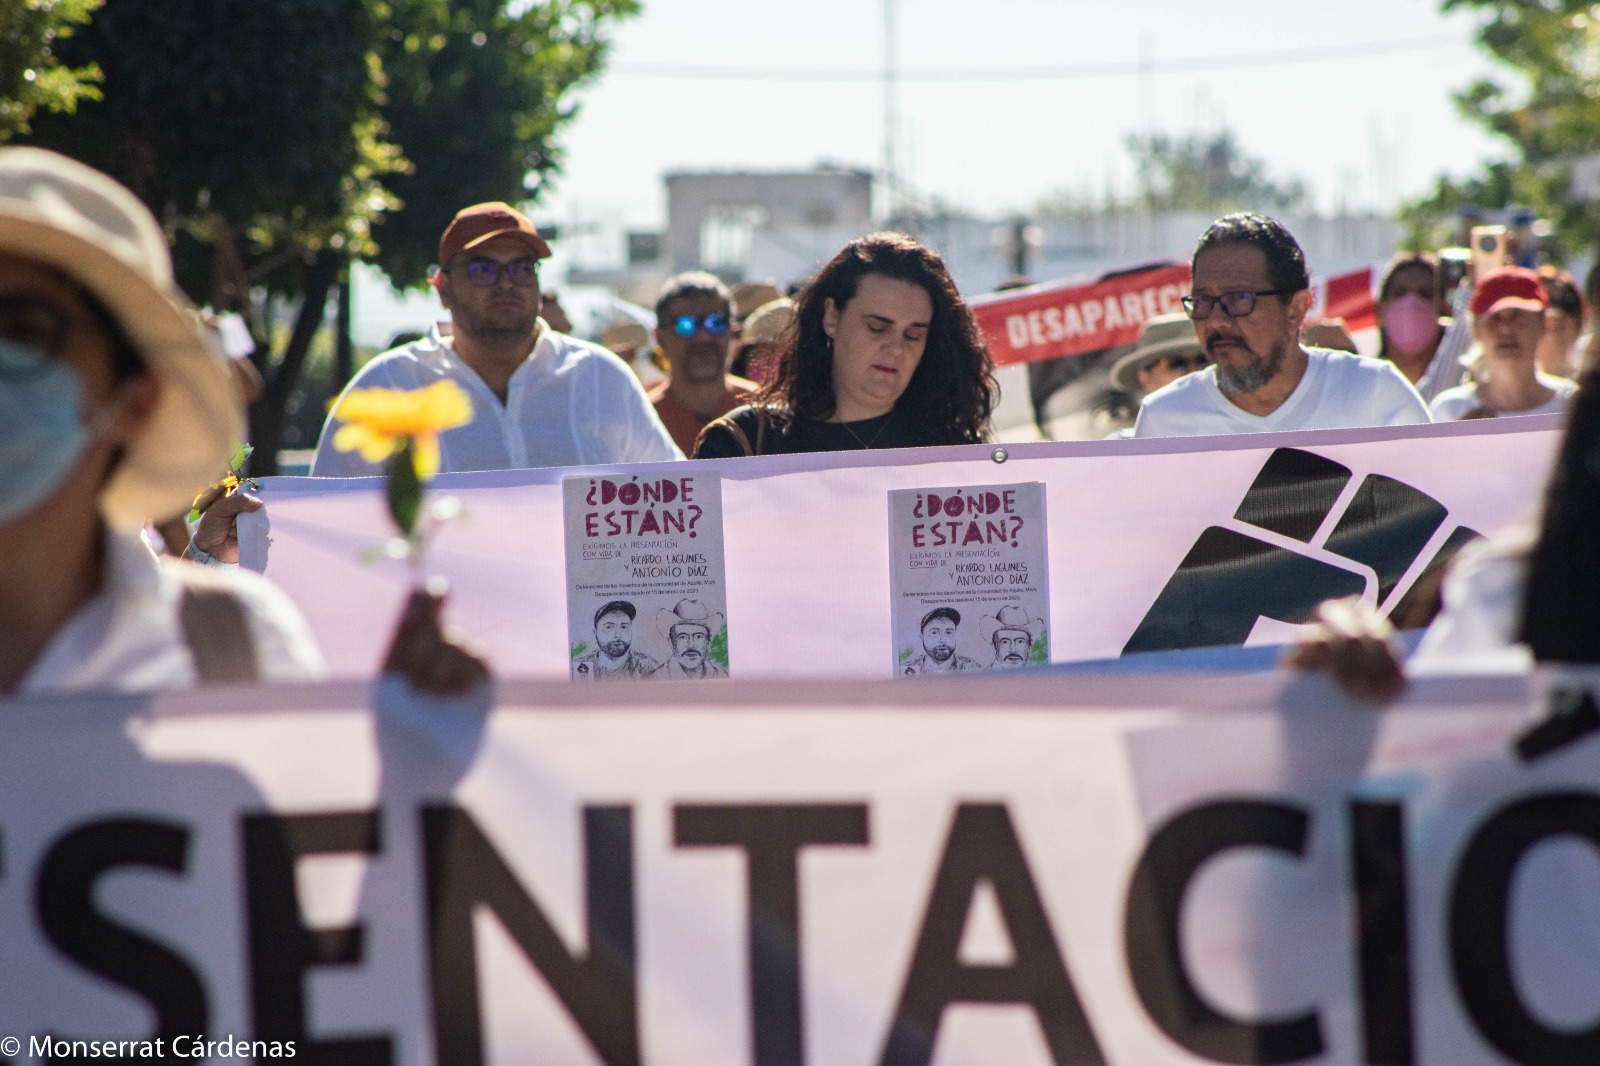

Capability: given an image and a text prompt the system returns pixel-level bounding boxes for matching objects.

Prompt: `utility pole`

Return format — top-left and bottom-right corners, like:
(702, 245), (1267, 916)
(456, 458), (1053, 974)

(883, 0), (898, 223)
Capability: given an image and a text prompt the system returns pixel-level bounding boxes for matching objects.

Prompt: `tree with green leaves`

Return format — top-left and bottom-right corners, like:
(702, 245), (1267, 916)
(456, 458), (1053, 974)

(0, 0), (104, 141)
(1402, 0), (1600, 259)
(370, 0), (637, 289)
(14, 0), (637, 474)
(1036, 129), (1307, 218)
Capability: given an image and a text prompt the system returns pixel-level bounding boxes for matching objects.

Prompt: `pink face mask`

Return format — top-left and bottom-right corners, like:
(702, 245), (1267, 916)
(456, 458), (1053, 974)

(1383, 293), (1441, 355)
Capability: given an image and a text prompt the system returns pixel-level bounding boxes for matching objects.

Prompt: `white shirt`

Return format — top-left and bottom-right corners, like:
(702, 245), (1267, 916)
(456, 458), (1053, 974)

(1133, 347), (1432, 437)
(20, 532), (325, 695)
(1429, 374), (1578, 422)
(1410, 532), (1531, 671)
(311, 324), (682, 476)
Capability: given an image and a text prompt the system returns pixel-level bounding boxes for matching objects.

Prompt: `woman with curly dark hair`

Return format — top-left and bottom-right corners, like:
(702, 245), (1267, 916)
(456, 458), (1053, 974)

(692, 232), (994, 456)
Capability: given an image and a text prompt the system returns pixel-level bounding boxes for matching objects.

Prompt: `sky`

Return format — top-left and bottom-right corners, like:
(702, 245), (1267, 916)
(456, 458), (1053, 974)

(353, 0), (1516, 344)
(542, 0), (1510, 230)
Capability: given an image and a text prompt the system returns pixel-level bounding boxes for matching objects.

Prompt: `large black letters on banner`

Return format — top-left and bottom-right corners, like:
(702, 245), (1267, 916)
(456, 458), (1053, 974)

(1124, 799), (1322, 1064)
(1348, 801), (1414, 1066)
(35, 819), (208, 1042)
(1451, 792), (1600, 1064)
(674, 803), (871, 1066)
(878, 803), (1105, 1066)
(242, 810), (391, 1064)
(1123, 449), (1462, 654)
(423, 804), (637, 1066)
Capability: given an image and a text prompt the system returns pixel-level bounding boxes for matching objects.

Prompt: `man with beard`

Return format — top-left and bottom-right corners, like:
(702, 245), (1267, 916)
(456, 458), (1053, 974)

(573, 600), (660, 680)
(901, 607), (983, 675)
(313, 202), (679, 475)
(650, 599), (728, 679)
(1134, 213), (1429, 437)
(981, 604), (1045, 670)
(646, 272), (756, 456)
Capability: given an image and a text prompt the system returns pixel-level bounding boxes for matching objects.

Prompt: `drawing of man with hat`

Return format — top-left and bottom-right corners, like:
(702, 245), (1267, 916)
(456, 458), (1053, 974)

(573, 599), (660, 681)
(980, 604), (1046, 670)
(902, 606), (984, 676)
(650, 598), (728, 680)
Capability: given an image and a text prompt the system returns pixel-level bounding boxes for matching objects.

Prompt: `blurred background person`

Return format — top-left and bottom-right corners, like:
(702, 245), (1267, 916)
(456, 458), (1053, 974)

(1582, 257), (1600, 375)
(731, 280), (782, 327)
(729, 296), (793, 383)
(1535, 265), (1584, 379)
(1300, 318), (1359, 354)
(1375, 252), (1446, 385)
(540, 290), (574, 335)
(692, 232), (994, 457)
(1431, 266), (1577, 420)
(1105, 312), (1209, 438)
(646, 271), (755, 456)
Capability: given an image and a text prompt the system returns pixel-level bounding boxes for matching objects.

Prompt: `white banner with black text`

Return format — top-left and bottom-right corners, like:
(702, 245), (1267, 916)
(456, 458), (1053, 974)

(3, 672), (1599, 1065)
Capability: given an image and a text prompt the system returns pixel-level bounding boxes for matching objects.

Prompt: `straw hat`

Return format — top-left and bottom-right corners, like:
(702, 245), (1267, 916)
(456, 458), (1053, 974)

(1109, 312), (1204, 393)
(658, 598), (725, 638)
(741, 297), (795, 345)
(732, 281), (782, 321)
(979, 604), (1046, 643)
(0, 147), (236, 528)
(602, 320), (650, 351)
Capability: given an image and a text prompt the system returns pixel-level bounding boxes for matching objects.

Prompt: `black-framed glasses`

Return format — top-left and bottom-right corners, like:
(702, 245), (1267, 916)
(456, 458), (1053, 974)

(444, 257), (539, 288)
(671, 312), (730, 337)
(0, 296), (75, 374)
(1160, 353), (1209, 373)
(1181, 289), (1294, 320)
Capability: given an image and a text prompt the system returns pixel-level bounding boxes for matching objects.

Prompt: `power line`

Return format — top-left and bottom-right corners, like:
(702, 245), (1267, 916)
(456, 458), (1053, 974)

(611, 34), (1464, 83)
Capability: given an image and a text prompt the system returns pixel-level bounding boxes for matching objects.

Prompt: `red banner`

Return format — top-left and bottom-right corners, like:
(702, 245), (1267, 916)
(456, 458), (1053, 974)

(971, 262), (1380, 367)
(969, 264), (1191, 367)
(1310, 265), (1379, 334)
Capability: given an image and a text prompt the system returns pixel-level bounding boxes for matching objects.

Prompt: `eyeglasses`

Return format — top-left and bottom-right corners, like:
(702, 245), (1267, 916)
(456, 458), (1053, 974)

(0, 296), (76, 375)
(1181, 289), (1294, 320)
(443, 257), (539, 288)
(671, 312), (731, 337)
(1160, 353), (1209, 373)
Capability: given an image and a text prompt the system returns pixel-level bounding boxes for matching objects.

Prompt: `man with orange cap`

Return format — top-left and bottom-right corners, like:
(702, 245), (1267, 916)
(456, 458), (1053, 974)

(313, 202), (679, 475)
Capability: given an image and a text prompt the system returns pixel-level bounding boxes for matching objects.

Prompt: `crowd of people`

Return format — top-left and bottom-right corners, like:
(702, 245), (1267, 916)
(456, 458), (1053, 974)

(3, 140), (1596, 701)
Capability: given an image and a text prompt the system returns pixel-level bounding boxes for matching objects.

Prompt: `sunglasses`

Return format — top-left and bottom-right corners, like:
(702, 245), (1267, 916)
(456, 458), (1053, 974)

(671, 312), (731, 337)
(444, 257), (539, 288)
(1160, 353), (1209, 373)
(1181, 289), (1294, 320)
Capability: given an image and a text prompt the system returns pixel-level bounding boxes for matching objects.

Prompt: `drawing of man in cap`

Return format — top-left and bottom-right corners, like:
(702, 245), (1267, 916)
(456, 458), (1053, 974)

(651, 598), (728, 679)
(902, 606), (984, 676)
(981, 604), (1046, 670)
(573, 599), (660, 681)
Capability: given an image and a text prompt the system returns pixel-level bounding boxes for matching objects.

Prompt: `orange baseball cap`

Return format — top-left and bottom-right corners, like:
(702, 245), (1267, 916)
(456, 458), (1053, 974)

(438, 201), (551, 267)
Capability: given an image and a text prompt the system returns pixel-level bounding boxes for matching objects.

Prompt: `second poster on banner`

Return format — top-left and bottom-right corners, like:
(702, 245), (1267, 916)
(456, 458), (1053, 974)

(889, 482), (1050, 676)
(562, 471), (729, 681)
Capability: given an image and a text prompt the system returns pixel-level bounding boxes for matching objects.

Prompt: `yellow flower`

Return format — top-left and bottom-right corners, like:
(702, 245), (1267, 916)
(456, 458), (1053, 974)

(332, 380), (474, 479)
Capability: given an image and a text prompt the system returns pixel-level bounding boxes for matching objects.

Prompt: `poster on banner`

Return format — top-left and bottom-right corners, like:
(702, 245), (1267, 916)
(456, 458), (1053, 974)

(889, 482), (1049, 675)
(562, 471), (729, 681)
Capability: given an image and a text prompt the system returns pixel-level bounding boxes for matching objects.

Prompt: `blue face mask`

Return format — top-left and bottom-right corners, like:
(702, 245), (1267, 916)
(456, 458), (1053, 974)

(0, 339), (93, 524)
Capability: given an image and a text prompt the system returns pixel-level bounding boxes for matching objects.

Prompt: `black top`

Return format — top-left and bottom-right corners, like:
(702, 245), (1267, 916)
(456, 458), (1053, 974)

(692, 405), (951, 458)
